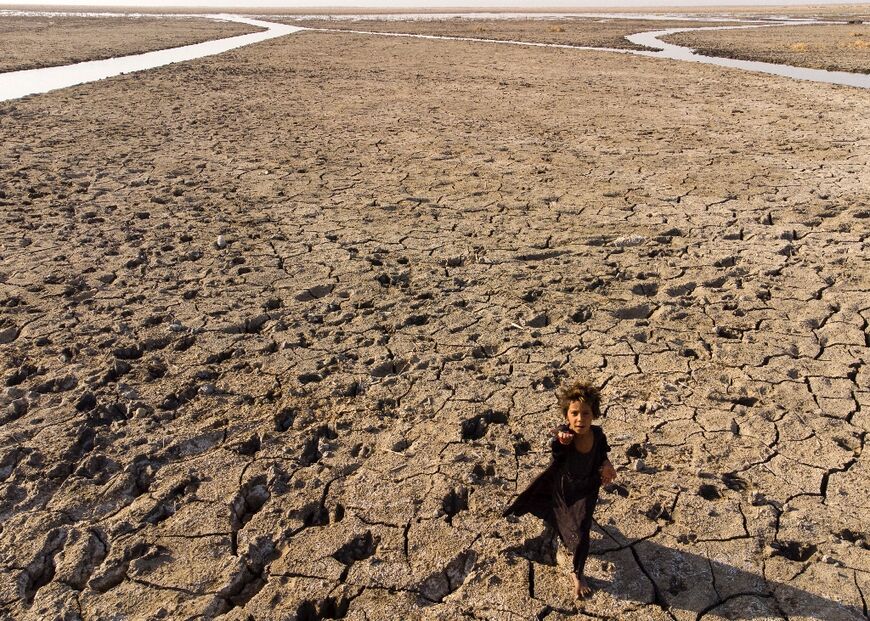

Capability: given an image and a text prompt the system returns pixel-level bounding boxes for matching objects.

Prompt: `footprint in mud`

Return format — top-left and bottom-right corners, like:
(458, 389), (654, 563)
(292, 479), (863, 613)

(274, 407), (295, 432)
(441, 486), (469, 524)
(418, 550), (478, 603)
(460, 410), (508, 441)
(722, 471), (748, 491)
(54, 528), (109, 591)
(21, 528), (67, 604)
(231, 476), (271, 555)
(233, 433), (261, 456)
(141, 477), (200, 526)
(294, 596), (352, 620)
(331, 530), (379, 566)
(89, 541), (149, 592)
(300, 425), (338, 466)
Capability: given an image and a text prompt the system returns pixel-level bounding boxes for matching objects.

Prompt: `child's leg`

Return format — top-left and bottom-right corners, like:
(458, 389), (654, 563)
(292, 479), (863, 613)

(572, 527), (592, 577)
(571, 492), (599, 594)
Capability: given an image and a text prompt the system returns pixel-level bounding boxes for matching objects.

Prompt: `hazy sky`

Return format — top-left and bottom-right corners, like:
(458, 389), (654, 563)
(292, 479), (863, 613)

(4, 0), (866, 7)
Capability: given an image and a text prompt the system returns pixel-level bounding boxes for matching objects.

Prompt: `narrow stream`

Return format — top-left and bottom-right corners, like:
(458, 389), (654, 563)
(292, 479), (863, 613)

(314, 20), (869, 89)
(0, 11), (867, 102)
(0, 15), (302, 102)
(628, 25), (870, 89)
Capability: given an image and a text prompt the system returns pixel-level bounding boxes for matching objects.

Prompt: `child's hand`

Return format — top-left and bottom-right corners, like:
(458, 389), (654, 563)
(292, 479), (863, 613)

(556, 430), (574, 445)
(600, 461), (617, 485)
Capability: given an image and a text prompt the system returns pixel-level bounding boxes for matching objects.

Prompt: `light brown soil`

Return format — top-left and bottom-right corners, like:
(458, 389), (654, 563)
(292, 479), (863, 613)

(0, 21), (868, 621)
(640, 4), (868, 20)
(0, 15), (263, 72)
(279, 17), (730, 51)
(666, 23), (870, 74)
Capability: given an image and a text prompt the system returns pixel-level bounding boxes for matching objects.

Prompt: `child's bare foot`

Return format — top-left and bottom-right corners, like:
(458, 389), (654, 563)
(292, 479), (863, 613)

(572, 574), (592, 598)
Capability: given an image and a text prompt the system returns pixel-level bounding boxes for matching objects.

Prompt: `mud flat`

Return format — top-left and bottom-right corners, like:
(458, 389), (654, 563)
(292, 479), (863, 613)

(665, 23), (870, 74)
(595, 4), (867, 20)
(280, 16), (731, 51)
(0, 14), (262, 72)
(0, 21), (869, 621)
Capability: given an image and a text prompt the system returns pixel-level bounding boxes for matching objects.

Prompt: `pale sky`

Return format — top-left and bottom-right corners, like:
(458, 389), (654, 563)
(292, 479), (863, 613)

(3, 0), (867, 7)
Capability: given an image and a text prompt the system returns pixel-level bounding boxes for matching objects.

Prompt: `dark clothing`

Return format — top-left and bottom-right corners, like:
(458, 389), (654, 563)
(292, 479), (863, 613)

(504, 425), (610, 577)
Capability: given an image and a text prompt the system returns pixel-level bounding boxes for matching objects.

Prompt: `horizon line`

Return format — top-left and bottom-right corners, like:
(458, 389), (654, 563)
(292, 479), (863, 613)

(2, 0), (869, 10)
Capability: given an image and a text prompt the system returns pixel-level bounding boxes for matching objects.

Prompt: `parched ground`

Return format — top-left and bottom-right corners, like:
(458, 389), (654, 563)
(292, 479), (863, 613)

(0, 15), (263, 73)
(0, 20), (868, 621)
(275, 17), (730, 51)
(650, 5), (868, 20)
(665, 23), (870, 74)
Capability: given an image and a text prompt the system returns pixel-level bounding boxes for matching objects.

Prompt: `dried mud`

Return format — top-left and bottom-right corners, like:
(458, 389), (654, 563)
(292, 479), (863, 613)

(0, 15), (262, 73)
(665, 23), (870, 75)
(278, 17), (729, 51)
(0, 22), (869, 621)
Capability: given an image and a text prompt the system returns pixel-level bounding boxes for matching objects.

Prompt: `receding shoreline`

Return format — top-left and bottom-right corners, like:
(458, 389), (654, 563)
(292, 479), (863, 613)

(277, 17), (735, 51)
(0, 14), (263, 72)
(664, 21), (870, 73)
(4, 8), (869, 76)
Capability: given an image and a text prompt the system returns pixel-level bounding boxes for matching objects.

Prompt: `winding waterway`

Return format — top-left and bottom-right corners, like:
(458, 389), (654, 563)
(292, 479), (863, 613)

(0, 11), (867, 102)
(628, 25), (870, 89)
(0, 15), (302, 102)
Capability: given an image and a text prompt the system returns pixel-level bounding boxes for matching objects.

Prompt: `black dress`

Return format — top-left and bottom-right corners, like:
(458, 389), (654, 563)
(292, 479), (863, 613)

(504, 425), (610, 578)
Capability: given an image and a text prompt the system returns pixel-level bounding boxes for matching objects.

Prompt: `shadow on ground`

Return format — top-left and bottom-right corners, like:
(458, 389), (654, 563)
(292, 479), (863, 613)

(510, 523), (865, 620)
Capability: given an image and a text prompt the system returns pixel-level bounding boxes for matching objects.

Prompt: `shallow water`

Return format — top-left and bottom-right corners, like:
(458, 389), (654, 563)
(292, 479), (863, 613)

(628, 25), (870, 89)
(0, 15), (302, 102)
(315, 21), (868, 89)
(314, 26), (635, 55)
(282, 12), (755, 22)
(0, 12), (866, 101)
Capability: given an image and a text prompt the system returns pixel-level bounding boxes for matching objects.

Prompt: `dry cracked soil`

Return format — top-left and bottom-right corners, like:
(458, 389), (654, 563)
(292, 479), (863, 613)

(0, 14), (868, 621)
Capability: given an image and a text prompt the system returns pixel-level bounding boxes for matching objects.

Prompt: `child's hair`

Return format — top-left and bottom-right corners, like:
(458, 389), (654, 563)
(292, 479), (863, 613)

(558, 379), (602, 418)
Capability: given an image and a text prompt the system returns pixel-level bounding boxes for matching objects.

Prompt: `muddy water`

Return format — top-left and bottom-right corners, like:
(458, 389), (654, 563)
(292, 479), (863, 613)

(628, 25), (870, 89)
(0, 15), (302, 102)
(1, 12), (867, 102)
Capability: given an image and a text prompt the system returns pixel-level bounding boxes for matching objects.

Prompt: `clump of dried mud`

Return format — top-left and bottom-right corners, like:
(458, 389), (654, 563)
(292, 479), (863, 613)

(0, 18), (868, 621)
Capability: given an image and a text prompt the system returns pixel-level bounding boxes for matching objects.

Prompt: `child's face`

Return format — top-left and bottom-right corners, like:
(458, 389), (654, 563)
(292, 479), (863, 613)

(566, 400), (594, 435)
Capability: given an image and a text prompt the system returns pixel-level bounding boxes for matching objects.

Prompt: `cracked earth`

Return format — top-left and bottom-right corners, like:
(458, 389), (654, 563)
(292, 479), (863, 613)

(0, 14), (868, 621)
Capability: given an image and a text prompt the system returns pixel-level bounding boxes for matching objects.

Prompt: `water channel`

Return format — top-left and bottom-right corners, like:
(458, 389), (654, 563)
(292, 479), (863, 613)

(628, 25), (870, 89)
(0, 11), (867, 102)
(0, 14), (302, 102)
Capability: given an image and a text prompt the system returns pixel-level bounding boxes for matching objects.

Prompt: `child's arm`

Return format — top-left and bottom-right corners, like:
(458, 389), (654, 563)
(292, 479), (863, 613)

(600, 458), (617, 485)
(598, 428), (616, 485)
(549, 425), (574, 457)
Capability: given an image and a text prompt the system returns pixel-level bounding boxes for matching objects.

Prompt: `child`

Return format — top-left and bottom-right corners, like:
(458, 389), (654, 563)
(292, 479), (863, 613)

(504, 379), (617, 598)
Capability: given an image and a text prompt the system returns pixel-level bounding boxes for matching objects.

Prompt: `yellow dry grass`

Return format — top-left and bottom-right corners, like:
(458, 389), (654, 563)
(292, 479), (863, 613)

(845, 39), (870, 49)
